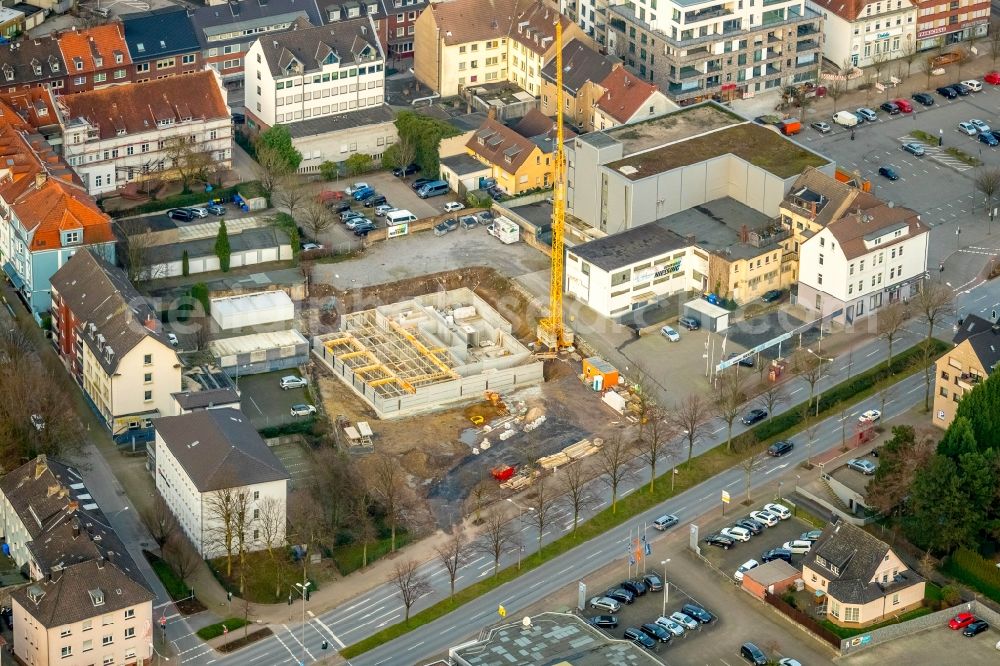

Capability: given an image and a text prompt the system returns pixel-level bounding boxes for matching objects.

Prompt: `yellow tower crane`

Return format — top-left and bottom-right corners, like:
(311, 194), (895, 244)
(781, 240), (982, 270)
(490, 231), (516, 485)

(537, 20), (575, 351)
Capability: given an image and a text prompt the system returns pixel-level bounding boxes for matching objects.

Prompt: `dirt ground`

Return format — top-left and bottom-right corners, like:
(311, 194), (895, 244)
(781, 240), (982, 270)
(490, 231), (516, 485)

(312, 267), (626, 529)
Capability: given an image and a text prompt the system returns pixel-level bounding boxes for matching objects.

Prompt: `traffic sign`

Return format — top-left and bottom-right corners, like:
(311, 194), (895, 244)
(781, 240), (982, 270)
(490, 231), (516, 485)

(498, 605), (507, 618)
(159, 616), (166, 628)
(721, 490), (731, 504)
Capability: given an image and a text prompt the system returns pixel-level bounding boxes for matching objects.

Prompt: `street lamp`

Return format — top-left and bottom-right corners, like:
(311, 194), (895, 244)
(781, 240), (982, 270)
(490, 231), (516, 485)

(293, 580), (312, 666)
(806, 348), (834, 417)
(660, 559), (671, 616)
(149, 642), (169, 663)
(506, 498), (534, 570)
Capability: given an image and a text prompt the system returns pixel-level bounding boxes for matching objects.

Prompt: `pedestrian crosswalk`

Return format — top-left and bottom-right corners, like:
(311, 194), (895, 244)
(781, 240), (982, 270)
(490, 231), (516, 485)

(896, 135), (974, 171)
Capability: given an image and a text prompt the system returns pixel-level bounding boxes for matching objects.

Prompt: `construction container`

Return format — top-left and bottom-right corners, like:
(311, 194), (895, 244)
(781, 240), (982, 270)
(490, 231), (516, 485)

(582, 356), (619, 390)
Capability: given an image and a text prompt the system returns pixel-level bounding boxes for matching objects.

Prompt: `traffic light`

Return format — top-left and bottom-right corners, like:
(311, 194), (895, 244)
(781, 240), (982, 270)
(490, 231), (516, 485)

(305, 588), (311, 601)
(321, 641), (329, 650)
(288, 594), (293, 606)
(227, 591), (233, 602)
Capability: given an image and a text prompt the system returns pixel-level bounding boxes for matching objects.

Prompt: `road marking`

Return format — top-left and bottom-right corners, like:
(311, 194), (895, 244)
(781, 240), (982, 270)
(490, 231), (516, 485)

(407, 641), (426, 651)
(311, 616), (345, 649)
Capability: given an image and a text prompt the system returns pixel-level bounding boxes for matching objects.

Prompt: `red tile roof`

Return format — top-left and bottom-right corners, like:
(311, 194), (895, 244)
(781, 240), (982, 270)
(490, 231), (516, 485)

(594, 67), (661, 124)
(430, 0), (572, 56)
(0, 88), (59, 128)
(810, 0), (915, 22)
(466, 116), (539, 173)
(59, 70), (229, 141)
(57, 23), (131, 76)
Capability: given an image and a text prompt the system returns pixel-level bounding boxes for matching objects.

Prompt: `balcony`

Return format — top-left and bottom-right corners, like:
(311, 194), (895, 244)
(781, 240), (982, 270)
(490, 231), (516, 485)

(797, 23), (821, 36)
(684, 6), (733, 23)
(957, 373), (983, 389)
(678, 65), (702, 79)
(667, 80), (703, 95)
(797, 39), (820, 51)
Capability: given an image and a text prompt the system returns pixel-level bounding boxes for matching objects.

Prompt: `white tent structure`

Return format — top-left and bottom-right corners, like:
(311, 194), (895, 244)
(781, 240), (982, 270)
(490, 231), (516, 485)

(210, 291), (294, 330)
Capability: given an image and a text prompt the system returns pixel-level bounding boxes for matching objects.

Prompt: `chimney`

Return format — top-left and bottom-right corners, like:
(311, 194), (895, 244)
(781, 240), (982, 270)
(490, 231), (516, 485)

(72, 520), (81, 537)
(67, 500), (79, 514)
(487, 107), (497, 120)
(46, 484), (61, 498)
(96, 558), (104, 569)
(34, 172), (46, 189)
(144, 313), (157, 332)
(34, 456), (47, 479)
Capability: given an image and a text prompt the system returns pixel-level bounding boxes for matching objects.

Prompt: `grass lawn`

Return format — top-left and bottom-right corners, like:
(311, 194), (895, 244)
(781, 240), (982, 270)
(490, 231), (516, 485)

(819, 606), (933, 639)
(331, 529), (411, 575)
(145, 552), (189, 600)
(207, 552), (325, 604)
(196, 618), (249, 640)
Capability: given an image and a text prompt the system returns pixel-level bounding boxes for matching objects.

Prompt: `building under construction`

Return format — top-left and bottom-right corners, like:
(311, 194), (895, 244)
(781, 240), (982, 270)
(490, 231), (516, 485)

(313, 288), (543, 418)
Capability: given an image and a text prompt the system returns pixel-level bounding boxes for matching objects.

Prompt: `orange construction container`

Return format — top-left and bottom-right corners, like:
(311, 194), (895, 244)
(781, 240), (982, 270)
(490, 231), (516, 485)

(582, 356), (619, 390)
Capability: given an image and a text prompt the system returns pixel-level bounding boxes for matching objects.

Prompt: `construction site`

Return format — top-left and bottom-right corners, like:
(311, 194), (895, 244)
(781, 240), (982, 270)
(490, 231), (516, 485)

(312, 288), (545, 419)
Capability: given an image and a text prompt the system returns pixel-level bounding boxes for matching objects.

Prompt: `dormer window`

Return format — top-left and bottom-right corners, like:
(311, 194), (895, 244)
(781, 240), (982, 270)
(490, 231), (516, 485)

(62, 229), (82, 246)
(115, 52), (123, 64)
(31, 59), (41, 76)
(117, 128), (126, 136)
(2, 65), (12, 82)
(94, 57), (103, 68)
(88, 589), (105, 607)
(74, 57), (84, 71)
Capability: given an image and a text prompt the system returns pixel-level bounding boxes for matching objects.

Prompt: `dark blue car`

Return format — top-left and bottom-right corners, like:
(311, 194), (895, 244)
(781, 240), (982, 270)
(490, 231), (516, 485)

(878, 166), (899, 180)
(980, 132), (999, 147)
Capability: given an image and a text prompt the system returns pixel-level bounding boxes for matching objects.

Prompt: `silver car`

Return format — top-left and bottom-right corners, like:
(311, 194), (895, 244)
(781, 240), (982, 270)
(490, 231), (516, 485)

(847, 458), (877, 475)
(589, 596), (622, 613)
(279, 375), (308, 390)
(669, 611), (698, 630)
(185, 206), (209, 218)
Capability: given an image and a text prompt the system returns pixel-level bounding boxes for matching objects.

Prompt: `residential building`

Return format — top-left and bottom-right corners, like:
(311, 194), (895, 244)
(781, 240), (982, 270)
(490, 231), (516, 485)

(290, 104), (399, 173)
(121, 6), (203, 80)
(605, 0), (823, 104)
(413, 0), (590, 98)
(591, 66), (674, 130)
(809, 0), (918, 68)
(913, 0), (988, 50)
(189, 0), (323, 85)
(465, 115), (556, 195)
(154, 409), (290, 558)
(49, 250), (182, 433)
(540, 40), (620, 128)
(0, 455), (155, 666)
(0, 6), (27, 38)
(560, 0), (618, 46)
(440, 153), (492, 195)
(57, 23), (133, 95)
(244, 16), (385, 130)
(932, 314), (1000, 428)
(0, 113), (116, 314)
(377, 0), (427, 59)
(802, 520), (925, 626)
(321, 0), (389, 62)
(796, 190), (928, 324)
(58, 70), (232, 197)
(0, 33), (67, 93)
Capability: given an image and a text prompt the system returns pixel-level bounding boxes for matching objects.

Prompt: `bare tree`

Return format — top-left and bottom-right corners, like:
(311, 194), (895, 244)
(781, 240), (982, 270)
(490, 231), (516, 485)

(713, 371), (747, 452)
(736, 442), (767, 504)
(918, 338), (939, 411)
(353, 491), (379, 569)
(914, 280), (955, 342)
(879, 380), (898, 415)
(466, 471), (493, 525)
(117, 219), (164, 284)
(877, 301), (910, 371)
(755, 382), (788, 421)
(991, 28), (1000, 65)
(974, 167), (1000, 217)
(163, 532), (201, 590)
(669, 394), (711, 461)
(596, 435), (637, 513)
(368, 453), (405, 552)
(389, 560), (432, 623)
(792, 349), (827, 417)
(163, 136), (213, 193)
(475, 509), (516, 576)
(920, 55), (937, 88)
(286, 489), (328, 574)
(230, 490), (255, 594)
(257, 496), (287, 597)
(637, 404), (676, 492)
(827, 79), (846, 112)
(524, 477), (555, 555)
(255, 144), (293, 197)
(558, 462), (597, 534)
(434, 529), (471, 599)
(203, 487), (239, 576)
(900, 38), (919, 77)
(803, 420), (821, 466)
(145, 492), (178, 548)
(273, 177), (308, 217)
(299, 201), (335, 241)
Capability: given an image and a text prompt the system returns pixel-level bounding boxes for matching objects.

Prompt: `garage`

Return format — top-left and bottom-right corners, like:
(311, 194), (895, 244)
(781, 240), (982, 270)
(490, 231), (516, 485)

(683, 298), (730, 332)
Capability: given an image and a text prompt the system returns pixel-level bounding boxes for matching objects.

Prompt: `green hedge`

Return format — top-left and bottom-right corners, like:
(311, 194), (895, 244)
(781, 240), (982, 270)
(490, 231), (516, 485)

(196, 618), (249, 640)
(149, 557), (189, 601)
(269, 212), (301, 258)
(943, 548), (1000, 603)
(108, 181), (267, 218)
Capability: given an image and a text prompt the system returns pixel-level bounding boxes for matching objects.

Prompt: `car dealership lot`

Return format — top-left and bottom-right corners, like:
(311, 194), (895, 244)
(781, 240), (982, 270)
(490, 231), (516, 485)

(700, 506), (815, 577)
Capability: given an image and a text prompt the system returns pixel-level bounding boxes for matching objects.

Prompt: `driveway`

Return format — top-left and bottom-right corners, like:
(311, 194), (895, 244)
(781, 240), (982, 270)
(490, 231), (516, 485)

(236, 370), (313, 429)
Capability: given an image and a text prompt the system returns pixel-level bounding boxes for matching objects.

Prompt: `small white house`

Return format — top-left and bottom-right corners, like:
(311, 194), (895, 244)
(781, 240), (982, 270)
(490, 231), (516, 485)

(154, 410), (289, 558)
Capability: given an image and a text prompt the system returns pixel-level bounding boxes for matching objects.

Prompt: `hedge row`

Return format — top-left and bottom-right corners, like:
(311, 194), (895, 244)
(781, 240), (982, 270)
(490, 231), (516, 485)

(943, 547), (1000, 603)
(196, 618), (249, 640)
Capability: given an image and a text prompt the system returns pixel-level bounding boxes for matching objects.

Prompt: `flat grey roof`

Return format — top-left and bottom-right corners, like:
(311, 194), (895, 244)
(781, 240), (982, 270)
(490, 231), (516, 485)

(451, 612), (664, 666)
(510, 200), (554, 230)
(286, 104), (395, 138)
(147, 227), (289, 263)
(659, 198), (775, 261)
(441, 153), (490, 176)
(574, 131), (618, 149)
(571, 223), (689, 273)
(605, 102), (743, 156)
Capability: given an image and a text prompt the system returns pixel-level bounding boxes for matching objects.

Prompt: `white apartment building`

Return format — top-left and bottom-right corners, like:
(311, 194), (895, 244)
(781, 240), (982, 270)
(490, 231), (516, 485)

(809, 0), (918, 68)
(797, 203), (929, 324)
(244, 16), (385, 129)
(57, 70), (232, 197)
(154, 409), (289, 559)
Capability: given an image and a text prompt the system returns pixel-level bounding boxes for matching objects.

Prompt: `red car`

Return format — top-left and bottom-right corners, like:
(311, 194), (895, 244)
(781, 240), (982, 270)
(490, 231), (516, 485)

(949, 612), (977, 629)
(893, 98), (913, 113)
(985, 71), (1000, 85)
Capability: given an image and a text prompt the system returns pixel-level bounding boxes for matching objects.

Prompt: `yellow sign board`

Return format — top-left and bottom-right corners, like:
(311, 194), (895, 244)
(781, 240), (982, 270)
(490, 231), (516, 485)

(498, 605), (507, 618)
(721, 490), (731, 504)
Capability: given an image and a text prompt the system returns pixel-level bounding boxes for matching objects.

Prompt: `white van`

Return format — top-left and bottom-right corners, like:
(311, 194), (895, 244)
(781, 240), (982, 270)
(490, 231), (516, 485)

(832, 110), (859, 128)
(782, 539), (813, 555)
(386, 209), (417, 225)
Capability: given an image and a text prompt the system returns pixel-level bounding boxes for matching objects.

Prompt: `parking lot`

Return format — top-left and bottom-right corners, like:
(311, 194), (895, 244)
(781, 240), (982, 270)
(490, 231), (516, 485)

(699, 504), (816, 580)
(842, 621), (1000, 665)
(236, 369), (313, 429)
(270, 440), (313, 490)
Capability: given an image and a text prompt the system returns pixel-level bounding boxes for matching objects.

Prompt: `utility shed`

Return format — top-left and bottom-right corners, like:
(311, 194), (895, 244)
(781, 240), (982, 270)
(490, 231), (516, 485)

(683, 298), (731, 332)
(742, 559), (801, 599)
(582, 356), (619, 389)
(210, 291), (294, 330)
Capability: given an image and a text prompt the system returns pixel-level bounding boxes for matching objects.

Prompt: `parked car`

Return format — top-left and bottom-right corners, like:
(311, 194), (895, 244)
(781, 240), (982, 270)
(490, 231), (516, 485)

(588, 615), (619, 628)
(735, 518), (764, 535)
(971, 119), (992, 133)
(878, 166), (899, 180)
(352, 186), (376, 201)
(621, 579), (648, 597)
(346, 216), (371, 230)
(669, 611), (699, 630)
(654, 616), (686, 636)
(782, 540), (813, 554)
(681, 603), (714, 624)
(952, 82), (972, 95)
(660, 325), (680, 342)
(761, 289), (783, 302)
(444, 201), (466, 212)
(411, 177), (433, 190)
(185, 206), (209, 218)
(460, 215), (479, 229)
(353, 222), (377, 236)
(762, 547), (793, 563)
(624, 627), (656, 649)
(589, 596), (621, 612)
(810, 121), (831, 133)
(962, 79), (983, 92)
(847, 458), (877, 475)
(364, 195), (388, 208)
(653, 514), (679, 530)
(749, 510), (778, 526)
(640, 623), (672, 643)
(279, 375), (307, 390)
(800, 529), (823, 541)
(734, 559), (760, 582)
(911, 91), (935, 106)
(392, 163), (420, 177)
(879, 101), (900, 115)
(705, 533), (735, 549)
(727, 352), (754, 368)
(949, 612), (977, 629)
(768, 440), (794, 456)
(963, 620), (990, 637)
(979, 132), (998, 147)
(741, 409), (768, 426)
(332, 200), (353, 213)
(859, 409), (882, 423)
(778, 659), (803, 666)
(740, 642), (769, 665)
(763, 503), (791, 519)
(290, 404), (317, 417)
(893, 98), (913, 113)
(375, 204), (395, 217)
(604, 588), (635, 605)
(902, 142), (926, 156)
(985, 71), (1000, 85)
(936, 86), (959, 99)
(166, 333), (179, 347)
(301, 242), (323, 251)
(207, 203), (226, 215)
(678, 316), (701, 330)
(642, 573), (663, 592)
(721, 526), (752, 542)
(856, 107), (878, 121)
(341, 210), (364, 222)
(167, 208), (194, 221)
(345, 182), (369, 195)
(958, 121), (978, 135)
